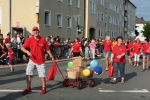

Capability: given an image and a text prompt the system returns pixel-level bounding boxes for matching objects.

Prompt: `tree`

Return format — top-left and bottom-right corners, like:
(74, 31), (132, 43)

(142, 22), (150, 39)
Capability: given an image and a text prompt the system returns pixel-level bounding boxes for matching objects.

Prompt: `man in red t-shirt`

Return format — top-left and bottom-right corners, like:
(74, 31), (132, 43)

(21, 26), (54, 95)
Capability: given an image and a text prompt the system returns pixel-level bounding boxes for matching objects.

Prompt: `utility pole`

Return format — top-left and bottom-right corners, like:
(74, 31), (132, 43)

(9, 0), (12, 33)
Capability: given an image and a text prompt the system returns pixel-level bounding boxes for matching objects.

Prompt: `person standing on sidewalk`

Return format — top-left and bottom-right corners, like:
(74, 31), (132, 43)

(89, 39), (96, 60)
(21, 26), (54, 95)
(69, 38), (83, 57)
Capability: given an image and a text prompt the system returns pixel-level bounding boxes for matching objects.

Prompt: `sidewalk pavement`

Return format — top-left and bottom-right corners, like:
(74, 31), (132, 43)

(0, 59), (70, 69)
(0, 56), (103, 69)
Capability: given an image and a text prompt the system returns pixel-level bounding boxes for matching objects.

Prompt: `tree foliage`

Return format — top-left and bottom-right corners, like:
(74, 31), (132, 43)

(143, 22), (150, 39)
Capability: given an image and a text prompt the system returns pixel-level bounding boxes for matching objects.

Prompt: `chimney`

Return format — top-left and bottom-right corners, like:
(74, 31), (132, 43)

(141, 17), (143, 20)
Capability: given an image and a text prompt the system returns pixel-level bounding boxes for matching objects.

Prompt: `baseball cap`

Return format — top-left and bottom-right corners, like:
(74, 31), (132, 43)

(32, 26), (39, 31)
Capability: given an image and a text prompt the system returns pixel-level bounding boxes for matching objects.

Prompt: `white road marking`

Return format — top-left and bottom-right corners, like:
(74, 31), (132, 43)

(0, 90), (40, 93)
(99, 89), (149, 93)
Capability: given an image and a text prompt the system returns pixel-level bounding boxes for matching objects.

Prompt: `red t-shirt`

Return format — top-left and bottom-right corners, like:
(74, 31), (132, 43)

(72, 42), (81, 53)
(54, 41), (59, 49)
(142, 43), (150, 53)
(8, 48), (15, 60)
(5, 38), (10, 44)
(112, 44), (126, 63)
(23, 36), (49, 64)
(103, 40), (112, 52)
(133, 43), (142, 54)
(127, 43), (133, 51)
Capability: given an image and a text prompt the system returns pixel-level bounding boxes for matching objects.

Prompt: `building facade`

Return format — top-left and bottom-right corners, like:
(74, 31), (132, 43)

(0, 0), (136, 40)
(85, 0), (136, 39)
(135, 16), (146, 41)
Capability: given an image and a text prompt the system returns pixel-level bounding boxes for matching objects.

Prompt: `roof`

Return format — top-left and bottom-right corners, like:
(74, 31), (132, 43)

(128, 0), (136, 8)
(136, 16), (146, 24)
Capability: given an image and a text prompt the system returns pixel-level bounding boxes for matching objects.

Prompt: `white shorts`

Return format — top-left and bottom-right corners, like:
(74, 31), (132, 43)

(26, 60), (46, 77)
(134, 53), (140, 61)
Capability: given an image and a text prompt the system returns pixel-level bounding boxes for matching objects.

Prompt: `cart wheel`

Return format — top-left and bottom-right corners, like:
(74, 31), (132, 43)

(88, 79), (95, 87)
(63, 79), (69, 87)
(77, 81), (83, 90)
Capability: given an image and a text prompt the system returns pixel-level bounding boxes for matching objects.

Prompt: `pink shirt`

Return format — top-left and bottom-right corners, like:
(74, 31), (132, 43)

(89, 42), (96, 50)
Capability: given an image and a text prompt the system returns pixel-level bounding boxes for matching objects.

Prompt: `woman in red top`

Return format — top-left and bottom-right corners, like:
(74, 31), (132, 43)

(70, 38), (83, 57)
(133, 38), (142, 67)
(126, 40), (133, 66)
(141, 39), (150, 71)
(110, 36), (126, 84)
(103, 36), (112, 71)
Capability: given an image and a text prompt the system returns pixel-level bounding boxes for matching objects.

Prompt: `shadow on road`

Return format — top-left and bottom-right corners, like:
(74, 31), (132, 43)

(124, 72), (137, 82)
(102, 72), (137, 84)
(0, 70), (25, 77)
(0, 92), (25, 100)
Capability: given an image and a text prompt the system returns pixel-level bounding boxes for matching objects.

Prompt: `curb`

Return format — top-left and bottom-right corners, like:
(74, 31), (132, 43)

(0, 59), (70, 69)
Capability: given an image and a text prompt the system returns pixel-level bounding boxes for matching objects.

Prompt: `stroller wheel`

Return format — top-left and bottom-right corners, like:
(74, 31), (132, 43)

(63, 79), (69, 87)
(88, 79), (95, 87)
(77, 81), (83, 90)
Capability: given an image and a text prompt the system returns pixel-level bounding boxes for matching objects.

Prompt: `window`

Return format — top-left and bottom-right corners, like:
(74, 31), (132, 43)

(105, 23), (107, 31)
(122, 10), (124, 16)
(99, 12), (104, 21)
(99, 0), (104, 5)
(109, 2), (112, 10)
(0, 7), (2, 26)
(76, 0), (80, 8)
(122, 21), (124, 27)
(109, 31), (111, 37)
(108, 16), (112, 24)
(105, 8), (107, 14)
(57, 13), (62, 27)
(58, 0), (63, 2)
(90, 1), (95, 14)
(67, 16), (72, 28)
(67, 0), (72, 5)
(44, 10), (51, 26)
(99, 29), (103, 37)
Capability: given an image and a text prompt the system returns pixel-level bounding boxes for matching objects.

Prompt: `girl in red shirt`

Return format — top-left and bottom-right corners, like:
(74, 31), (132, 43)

(133, 38), (142, 67)
(70, 38), (83, 57)
(103, 36), (112, 71)
(141, 39), (150, 71)
(110, 36), (126, 84)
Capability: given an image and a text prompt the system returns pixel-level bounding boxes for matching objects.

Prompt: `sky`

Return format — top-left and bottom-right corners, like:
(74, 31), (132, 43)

(130, 0), (150, 21)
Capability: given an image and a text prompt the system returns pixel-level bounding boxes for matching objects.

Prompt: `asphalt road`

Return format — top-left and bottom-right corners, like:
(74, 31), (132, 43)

(0, 58), (150, 100)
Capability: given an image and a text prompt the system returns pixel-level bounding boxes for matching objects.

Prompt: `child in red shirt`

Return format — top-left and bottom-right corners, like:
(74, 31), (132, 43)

(6, 43), (15, 72)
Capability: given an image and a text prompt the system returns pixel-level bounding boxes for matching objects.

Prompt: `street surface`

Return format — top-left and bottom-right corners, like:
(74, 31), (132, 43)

(0, 58), (150, 100)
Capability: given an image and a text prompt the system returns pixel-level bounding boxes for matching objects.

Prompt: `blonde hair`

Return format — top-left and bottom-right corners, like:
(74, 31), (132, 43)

(91, 40), (95, 43)
(105, 36), (110, 41)
(6, 43), (11, 48)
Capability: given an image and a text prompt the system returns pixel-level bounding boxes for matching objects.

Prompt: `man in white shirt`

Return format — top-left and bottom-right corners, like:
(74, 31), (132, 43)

(17, 33), (23, 62)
